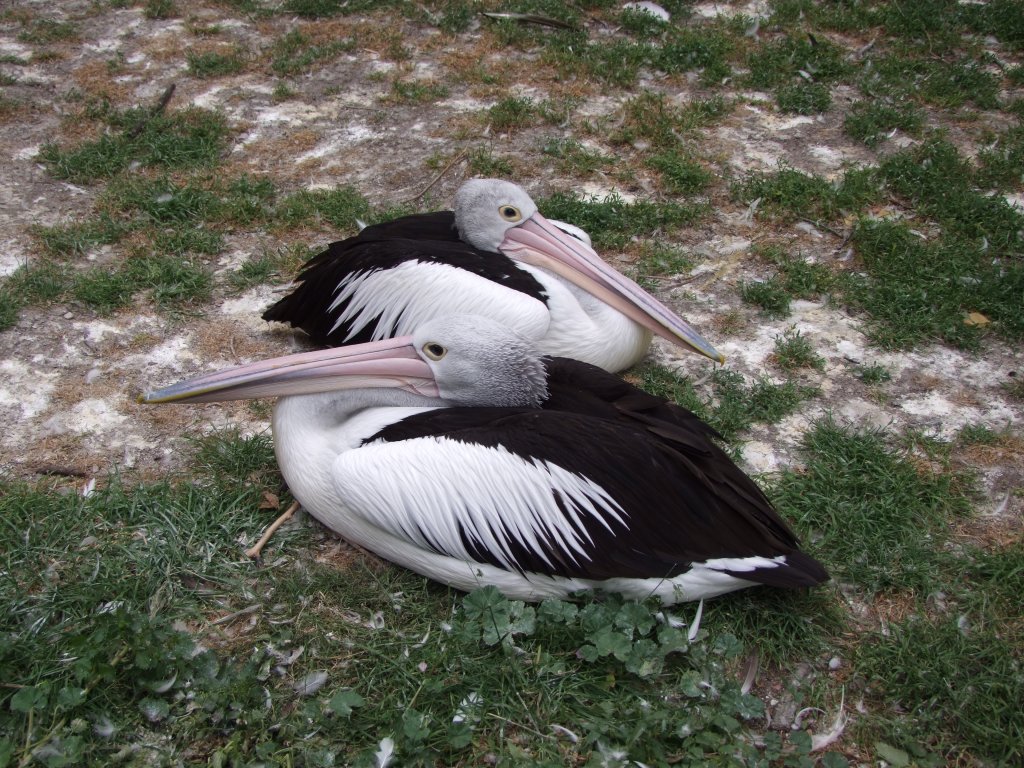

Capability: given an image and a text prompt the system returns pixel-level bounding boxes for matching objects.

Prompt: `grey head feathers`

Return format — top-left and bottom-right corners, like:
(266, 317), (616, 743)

(412, 315), (548, 408)
(453, 179), (539, 253)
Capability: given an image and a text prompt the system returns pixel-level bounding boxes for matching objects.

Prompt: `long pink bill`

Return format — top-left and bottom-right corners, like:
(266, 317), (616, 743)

(139, 336), (439, 404)
(501, 212), (725, 364)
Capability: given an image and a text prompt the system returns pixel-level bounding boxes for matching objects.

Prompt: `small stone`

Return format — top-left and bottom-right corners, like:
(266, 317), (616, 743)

(828, 656), (841, 671)
(63, 312), (74, 319)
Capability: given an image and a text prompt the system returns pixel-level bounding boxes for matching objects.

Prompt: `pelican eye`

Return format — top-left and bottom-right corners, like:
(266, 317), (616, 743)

(498, 205), (522, 222)
(423, 342), (447, 361)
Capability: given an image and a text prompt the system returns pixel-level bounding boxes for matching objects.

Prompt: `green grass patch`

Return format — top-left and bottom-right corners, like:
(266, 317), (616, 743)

(740, 163), (885, 222)
(879, 139), (1024, 252)
(70, 267), (137, 313)
(618, 6), (669, 38)
(37, 106), (229, 183)
(615, 92), (731, 149)
(646, 150), (713, 195)
(273, 184), (371, 231)
(855, 363), (892, 385)
(537, 190), (706, 251)
(743, 274), (793, 317)
(775, 81), (831, 114)
(772, 327), (825, 372)
(768, 249), (837, 299)
(66, 254), (211, 314)
(843, 99), (924, 147)
(486, 95), (539, 132)
(636, 365), (818, 444)
(746, 34), (851, 90)
(16, 18), (79, 44)
(269, 28), (356, 76)
(655, 25), (734, 84)
(466, 146), (514, 177)
(186, 47), (247, 78)
(633, 241), (694, 280)
(856, 614), (1022, 764)
(32, 214), (132, 258)
(390, 79), (449, 103)
(976, 124), (1024, 189)
(540, 137), (610, 175)
(863, 55), (1000, 110)
(229, 244), (316, 291)
(772, 419), (973, 593)
(846, 219), (1024, 349)
(144, 0), (177, 19)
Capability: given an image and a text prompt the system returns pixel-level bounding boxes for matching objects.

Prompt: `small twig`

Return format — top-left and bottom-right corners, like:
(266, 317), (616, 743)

(210, 604), (262, 626)
(405, 148), (468, 204)
(480, 12), (578, 31)
(126, 83), (176, 139)
(245, 500), (300, 559)
(798, 217), (846, 239)
(32, 465), (89, 478)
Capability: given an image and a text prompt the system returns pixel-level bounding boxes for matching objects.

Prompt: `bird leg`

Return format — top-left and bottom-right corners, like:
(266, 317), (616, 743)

(245, 500), (300, 560)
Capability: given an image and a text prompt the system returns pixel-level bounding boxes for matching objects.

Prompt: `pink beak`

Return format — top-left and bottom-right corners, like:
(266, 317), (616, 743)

(501, 212), (724, 364)
(140, 335), (438, 404)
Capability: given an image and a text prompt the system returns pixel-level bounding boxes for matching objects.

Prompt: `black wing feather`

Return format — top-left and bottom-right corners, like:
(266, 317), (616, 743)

(263, 211), (547, 346)
(367, 363), (828, 588)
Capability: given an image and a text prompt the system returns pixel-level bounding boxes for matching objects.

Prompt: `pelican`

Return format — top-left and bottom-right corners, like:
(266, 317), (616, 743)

(262, 179), (724, 373)
(143, 316), (827, 604)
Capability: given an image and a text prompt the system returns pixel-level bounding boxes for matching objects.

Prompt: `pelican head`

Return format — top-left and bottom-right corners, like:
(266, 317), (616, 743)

(141, 316), (548, 408)
(452, 178), (725, 365)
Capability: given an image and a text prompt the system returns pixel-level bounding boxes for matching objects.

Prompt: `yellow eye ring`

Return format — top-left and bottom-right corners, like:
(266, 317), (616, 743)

(498, 205), (522, 222)
(423, 342), (447, 361)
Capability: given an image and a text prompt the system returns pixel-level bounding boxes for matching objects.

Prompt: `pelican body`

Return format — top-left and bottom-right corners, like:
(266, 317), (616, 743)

(263, 179), (723, 373)
(143, 317), (826, 604)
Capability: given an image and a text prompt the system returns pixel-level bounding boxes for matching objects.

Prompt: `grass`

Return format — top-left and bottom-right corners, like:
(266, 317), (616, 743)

(391, 79), (449, 103)
(186, 47), (247, 78)
(537, 190), (706, 250)
(775, 81), (831, 115)
(857, 613), (1022, 763)
(740, 278), (791, 318)
(635, 365), (818, 445)
(486, 96), (539, 133)
(733, 165), (882, 223)
(773, 419), (973, 593)
(845, 219), (1024, 349)
(843, 100), (924, 147)
(269, 28), (356, 76)
(16, 19), (79, 44)
(856, 363), (892, 385)
(646, 150), (713, 195)
(772, 328), (825, 372)
(541, 138), (610, 175)
(37, 105), (230, 183)
(614, 92), (731, 149)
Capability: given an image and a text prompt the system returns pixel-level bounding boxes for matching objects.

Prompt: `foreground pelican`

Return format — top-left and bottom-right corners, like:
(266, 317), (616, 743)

(143, 316), (826, 604)
(263, 179), (723, 373)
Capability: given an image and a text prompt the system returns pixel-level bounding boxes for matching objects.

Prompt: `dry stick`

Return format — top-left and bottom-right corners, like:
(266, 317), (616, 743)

(245, 499), (300, 559)
(405, 148), (468, 204)
(125, 83), (176, 139)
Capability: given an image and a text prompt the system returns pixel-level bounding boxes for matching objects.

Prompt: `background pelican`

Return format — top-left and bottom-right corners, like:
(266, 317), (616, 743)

(143, 316), (827, 604)
(263, 179), (723, 373)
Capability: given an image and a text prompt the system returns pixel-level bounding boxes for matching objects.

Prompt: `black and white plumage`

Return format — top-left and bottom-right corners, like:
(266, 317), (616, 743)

(143, 316), (827, 604)
(263, 179), (723, 373)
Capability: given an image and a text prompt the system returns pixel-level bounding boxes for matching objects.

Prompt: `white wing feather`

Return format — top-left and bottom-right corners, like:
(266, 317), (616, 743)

(328, 261), (550, 342)
(331, 437), (627, 571)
